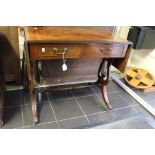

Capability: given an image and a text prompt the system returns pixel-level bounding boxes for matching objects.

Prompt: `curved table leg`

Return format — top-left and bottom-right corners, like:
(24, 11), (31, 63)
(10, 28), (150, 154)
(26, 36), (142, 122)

(98, 58), (113, 110)
(24, 43), (39, 125)
(100, 85), (112, 110)
(22, 50), (29, 90)
(30, 88), (38, 125)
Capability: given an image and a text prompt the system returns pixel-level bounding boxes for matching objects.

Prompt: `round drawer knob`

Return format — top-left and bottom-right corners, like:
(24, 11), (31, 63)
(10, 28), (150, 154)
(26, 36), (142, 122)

(41, 48), (46, 53)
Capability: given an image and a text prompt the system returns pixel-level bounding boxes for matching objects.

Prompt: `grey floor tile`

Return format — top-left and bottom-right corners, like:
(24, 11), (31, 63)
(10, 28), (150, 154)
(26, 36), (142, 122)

(22, 102), (55, 127)
(22, 104), (33, 127)
(21, 89), (31, 105)
(87, 111), (115, 125)
(5, 79), (155, 129)
(76, 95), (106, 115)
(93, 115), (153, 129)
(25, 122), (58, 129)
(149, 100), (155, 109)
(111, 106), (138, 121)
(132, 105), (155, 128)
(71, 87), (94, 97)
(118, 91), (139, 106)
(143, 115), (155, 129)
(2, 106), (23, 129)
(92, 80), (122, 94)
(48, 90), (73, 101)
(58, 116), (89, 129)
(37, 101), (55, 123)
(107, 81), (123, 93)
(135, 91), (155, 102)
(120, 78), (155, 109)
(144, 92), (155, 101)
(105, 92), (129, 110)
(52, 98), (83, 120)
(5, 90), (21, 107)
(140, 93), (155, 104)
(91, 86), (101, 94)
(133, 104), (152, 115)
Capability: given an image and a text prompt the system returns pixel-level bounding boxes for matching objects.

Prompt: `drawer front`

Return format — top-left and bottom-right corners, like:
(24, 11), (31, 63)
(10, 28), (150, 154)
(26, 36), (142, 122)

(29, 43), (126, 61)
(86, 43), (125, 58)
(30, 44), (84, 60)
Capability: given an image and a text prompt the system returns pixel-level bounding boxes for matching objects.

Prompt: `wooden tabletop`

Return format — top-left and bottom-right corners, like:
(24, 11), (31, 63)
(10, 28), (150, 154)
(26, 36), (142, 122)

(23, 26), (131, 44)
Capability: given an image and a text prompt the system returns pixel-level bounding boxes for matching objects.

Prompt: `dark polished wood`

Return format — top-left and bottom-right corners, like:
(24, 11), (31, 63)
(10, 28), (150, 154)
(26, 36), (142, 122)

(0, 52), (5, 127)
(0, 27), (21, 84)
(0, 76), (5, 127)
(23, 26), (132, 124)
(0, 80), (5, 127)
(24, 26), (116, 42)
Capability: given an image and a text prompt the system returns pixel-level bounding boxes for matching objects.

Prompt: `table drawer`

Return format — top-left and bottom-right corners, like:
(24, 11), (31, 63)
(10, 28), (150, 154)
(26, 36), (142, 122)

(86, 43), (126, 58)
(29, 43), (126, 61)
(30, 44), (84, 60)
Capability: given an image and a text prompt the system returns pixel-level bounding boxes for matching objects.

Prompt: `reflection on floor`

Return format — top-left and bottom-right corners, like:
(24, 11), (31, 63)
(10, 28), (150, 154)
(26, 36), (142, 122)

(1, 80), (155, 129)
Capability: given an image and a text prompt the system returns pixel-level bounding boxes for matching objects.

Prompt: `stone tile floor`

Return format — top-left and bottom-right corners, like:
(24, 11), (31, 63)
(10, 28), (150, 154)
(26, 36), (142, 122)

(131, 86), (155, 109)
(1, 80), (155, 129)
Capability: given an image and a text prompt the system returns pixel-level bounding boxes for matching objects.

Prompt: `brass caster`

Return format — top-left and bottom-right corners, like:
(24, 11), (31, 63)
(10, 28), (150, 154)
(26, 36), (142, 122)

(33, 117), (39, 125)
(103, 104), (112, 111)
(108, 105), (112, 110)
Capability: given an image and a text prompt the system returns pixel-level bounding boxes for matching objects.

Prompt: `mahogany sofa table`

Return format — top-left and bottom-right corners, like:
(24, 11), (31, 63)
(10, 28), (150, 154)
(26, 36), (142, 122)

(23, 26), (132, 124)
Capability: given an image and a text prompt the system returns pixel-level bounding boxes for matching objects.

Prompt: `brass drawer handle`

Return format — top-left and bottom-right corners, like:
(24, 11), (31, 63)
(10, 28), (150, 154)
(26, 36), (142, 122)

(100, 47), (112, 53)
(53, 47), (68, 55)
